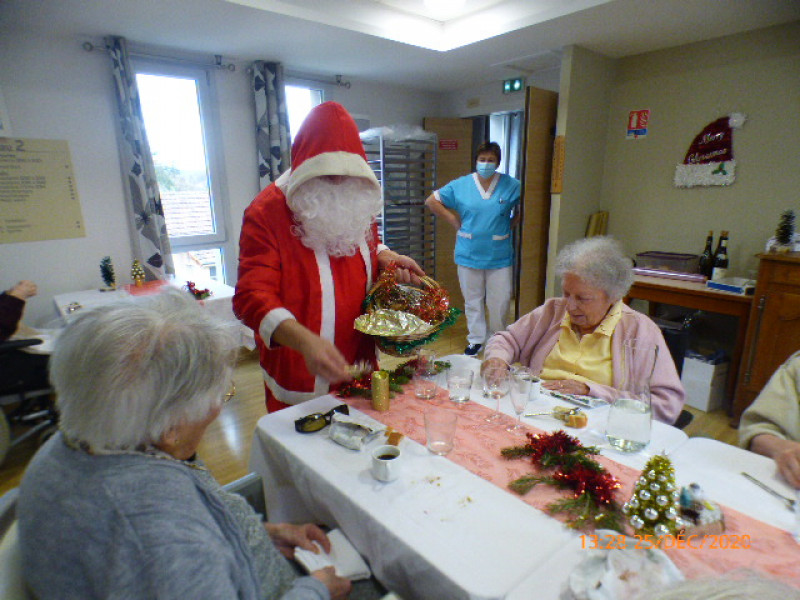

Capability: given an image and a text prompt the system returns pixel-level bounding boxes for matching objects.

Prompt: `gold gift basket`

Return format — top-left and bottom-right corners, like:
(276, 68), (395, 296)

(357, 265), (461, 357)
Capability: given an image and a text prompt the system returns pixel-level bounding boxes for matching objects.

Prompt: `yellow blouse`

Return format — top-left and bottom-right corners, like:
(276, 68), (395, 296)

(540, 301), (623, 387)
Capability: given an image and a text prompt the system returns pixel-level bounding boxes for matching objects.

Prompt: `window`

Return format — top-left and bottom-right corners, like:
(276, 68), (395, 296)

(135, 63), (229, 283)
(284, 84), (324, 142)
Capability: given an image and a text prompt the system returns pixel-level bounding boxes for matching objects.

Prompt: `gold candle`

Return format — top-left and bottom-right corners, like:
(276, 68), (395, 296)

(371, 370), (390, 412)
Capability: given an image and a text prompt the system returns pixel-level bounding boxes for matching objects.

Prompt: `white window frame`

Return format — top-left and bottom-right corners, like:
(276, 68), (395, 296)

(132, 59), (232, 279)
(284, 77), (328, 141)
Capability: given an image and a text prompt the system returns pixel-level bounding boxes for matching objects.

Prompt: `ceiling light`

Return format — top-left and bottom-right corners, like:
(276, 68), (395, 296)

(424, 0), (466, 20)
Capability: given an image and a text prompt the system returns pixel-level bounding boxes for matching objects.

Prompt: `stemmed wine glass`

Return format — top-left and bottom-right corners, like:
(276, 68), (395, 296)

(507, 373), (533, 434)
(482, 366), (510, 423)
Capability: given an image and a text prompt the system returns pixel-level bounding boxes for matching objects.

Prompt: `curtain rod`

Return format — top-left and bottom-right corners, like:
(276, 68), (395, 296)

(82, 41), (236, 72)
(285, 72), (352, 89)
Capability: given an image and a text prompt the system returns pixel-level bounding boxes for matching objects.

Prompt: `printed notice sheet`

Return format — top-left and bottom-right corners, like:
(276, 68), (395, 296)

(0, 137), (85, 244)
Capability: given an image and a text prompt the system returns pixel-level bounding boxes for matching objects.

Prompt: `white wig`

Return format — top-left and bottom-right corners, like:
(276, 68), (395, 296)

(555, 236), (634, 301)
(52, 288), (239, 450)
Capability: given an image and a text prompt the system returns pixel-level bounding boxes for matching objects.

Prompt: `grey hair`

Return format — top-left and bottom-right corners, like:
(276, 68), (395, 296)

(639, 572), (800, 600)
(52, 288), (240, 450)
(555, 236), (634, 301)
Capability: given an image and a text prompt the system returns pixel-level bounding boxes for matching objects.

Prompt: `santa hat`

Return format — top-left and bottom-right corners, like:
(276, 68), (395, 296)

(279, 101), (380, 200)
(674, 113), (746, 188)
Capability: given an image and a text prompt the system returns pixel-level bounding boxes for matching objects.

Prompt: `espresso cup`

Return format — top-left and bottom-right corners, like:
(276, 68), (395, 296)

(371, 444), (402, 482)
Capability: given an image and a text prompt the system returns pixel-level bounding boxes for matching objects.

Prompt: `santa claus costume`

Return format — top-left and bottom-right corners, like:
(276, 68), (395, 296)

(234, 102), (382, 412)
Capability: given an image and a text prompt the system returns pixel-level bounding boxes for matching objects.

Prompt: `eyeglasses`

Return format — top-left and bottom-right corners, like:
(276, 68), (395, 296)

(223, 383), (236, 404)
(294, 404), (350, 433)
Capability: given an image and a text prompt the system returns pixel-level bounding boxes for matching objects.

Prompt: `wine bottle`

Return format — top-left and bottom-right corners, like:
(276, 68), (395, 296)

(698, 231), (714, 279)
(711, 231), (729, 281)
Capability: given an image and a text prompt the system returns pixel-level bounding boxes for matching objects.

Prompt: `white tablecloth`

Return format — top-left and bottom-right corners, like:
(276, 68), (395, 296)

(250, 395), (577, 600)
(52, 280), (255, 349)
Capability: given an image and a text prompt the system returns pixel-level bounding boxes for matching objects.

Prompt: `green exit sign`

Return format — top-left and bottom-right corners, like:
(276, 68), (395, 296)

(502, 78), (524, 94)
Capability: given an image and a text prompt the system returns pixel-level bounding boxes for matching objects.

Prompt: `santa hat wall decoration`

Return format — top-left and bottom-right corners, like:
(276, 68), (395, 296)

(674, 113), (746, 188)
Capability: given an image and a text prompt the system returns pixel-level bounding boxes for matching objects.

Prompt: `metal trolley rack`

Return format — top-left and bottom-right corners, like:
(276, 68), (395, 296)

(362, 131), (438, 277)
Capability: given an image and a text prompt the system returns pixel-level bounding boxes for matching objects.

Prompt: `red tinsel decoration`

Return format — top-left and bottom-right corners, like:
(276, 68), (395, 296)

(523, 430), (582, 463)
(185, 281), (211, 300)
(551, 465), (620, 505)
(370, 262), (450, 324)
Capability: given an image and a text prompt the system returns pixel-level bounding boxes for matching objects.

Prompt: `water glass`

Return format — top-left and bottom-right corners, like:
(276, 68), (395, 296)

(447, 368), (474, 404)
(424, 411), (458, 455)
(506, 374), (532, 434)
(606, 397), (652, 452)
(482, 366), (510, 423)
(414, 348), (438, 399)
(512, 367), (541, 402)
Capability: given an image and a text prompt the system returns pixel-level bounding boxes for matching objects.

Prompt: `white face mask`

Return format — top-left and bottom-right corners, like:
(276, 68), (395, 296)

(476, 161), (497, 179)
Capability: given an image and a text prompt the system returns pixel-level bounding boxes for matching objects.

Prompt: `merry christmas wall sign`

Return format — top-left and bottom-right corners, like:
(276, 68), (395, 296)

(674, 113), (746, 188)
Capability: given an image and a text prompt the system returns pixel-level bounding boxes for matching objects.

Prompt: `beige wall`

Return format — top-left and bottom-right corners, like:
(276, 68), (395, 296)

(600, 21), (800, 279)
(546, 46), (617, 297)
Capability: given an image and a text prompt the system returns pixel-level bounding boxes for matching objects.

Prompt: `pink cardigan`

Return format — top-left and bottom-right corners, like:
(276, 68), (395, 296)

(484, 298), (685, 424)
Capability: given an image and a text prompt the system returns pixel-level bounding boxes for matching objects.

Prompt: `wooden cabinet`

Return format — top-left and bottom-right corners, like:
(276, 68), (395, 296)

(734, 253), (800, 424)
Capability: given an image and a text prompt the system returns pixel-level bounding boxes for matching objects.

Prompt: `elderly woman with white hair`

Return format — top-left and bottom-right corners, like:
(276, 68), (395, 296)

(483, 236), (685, 424)
(17, 290), (364, 600)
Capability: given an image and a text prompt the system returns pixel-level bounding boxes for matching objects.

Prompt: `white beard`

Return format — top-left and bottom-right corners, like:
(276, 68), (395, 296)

(288, 177), (382, 257)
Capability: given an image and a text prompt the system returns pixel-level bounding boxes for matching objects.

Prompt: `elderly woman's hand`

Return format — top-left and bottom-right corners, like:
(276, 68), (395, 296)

(542, 379), (590, 396)
(312, 566), (352, 600)
(264, 522), (331, 559)
(480, 357), (509, 376)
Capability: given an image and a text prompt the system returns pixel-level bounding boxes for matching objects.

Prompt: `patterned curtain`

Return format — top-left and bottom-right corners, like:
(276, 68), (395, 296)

(252, 61), (291, 189)
(105, 35), (174, 280)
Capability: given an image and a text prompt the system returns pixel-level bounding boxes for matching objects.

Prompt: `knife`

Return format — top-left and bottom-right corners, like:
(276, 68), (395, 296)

(741, 472), (796, 510)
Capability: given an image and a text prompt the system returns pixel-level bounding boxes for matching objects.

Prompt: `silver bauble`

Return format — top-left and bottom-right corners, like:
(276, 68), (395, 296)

(654, 523), (672, 537)
(630, 515), (644, 529)
(656, 495), (669, 506)
(638, 489), (651, 501)
(644, 507), (659, 520)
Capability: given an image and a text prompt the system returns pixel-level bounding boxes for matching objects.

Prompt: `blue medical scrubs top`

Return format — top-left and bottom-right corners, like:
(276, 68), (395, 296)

(435, 172), (521, 269)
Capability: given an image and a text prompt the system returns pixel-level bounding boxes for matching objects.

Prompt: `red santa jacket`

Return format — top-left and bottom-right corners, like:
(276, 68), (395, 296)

(234, 102), (384, 409)
(234, 183), (380, 408)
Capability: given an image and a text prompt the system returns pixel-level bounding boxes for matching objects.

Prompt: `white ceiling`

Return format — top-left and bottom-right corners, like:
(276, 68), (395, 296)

(3, 0), (799, 92)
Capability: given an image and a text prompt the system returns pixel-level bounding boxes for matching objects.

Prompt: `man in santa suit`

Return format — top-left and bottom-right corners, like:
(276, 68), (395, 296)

(235, 101), (423, 412)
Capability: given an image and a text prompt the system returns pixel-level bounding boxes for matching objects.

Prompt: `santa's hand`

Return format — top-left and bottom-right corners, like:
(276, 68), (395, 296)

(301, 335), (352, 384)
(378, 250), (425, 286)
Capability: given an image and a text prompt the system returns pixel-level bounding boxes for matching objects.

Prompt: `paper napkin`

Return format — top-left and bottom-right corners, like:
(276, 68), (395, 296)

(293, 529), (371, 581)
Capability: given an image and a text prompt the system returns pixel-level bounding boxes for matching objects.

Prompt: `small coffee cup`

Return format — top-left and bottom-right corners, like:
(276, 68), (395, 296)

(371, 444), (402, 482)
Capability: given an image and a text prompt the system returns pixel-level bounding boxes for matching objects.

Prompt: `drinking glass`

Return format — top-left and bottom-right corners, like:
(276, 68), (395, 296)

(447, 367), (474, 404)
(605, 339), (655, 452)
(506, 374), (532, 434)
(424, 411), (458, 455)
(511, 366), (542, 403)
(414, 348), (438, 399)
(482, 366), (510, 423)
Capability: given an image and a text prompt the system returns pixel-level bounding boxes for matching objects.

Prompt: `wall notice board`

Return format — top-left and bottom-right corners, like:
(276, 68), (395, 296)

(0, 137), (85, 244)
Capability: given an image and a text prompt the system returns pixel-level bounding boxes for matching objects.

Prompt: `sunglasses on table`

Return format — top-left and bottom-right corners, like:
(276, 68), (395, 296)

(294, 404), (350, 433)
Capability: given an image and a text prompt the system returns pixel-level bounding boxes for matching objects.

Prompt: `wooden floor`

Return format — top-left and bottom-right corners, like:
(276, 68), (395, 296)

(0, 319), (739, 495)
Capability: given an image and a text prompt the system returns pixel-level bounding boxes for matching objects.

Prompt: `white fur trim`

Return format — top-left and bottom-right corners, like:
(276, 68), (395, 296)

(275, 168), (292, 192)
(729, 113), (746, 129)
(359, 241), (373, 291)
(674, 160), (736, 188)
(376, 243), (389, 254)
(258, 308), (297, 349)
(261, 367), (317, 405)
(287, 151), (380, 201)
(314, 250), (334, 397)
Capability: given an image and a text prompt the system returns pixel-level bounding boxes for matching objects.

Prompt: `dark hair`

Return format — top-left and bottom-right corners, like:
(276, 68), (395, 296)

(475, 141), (501, 164)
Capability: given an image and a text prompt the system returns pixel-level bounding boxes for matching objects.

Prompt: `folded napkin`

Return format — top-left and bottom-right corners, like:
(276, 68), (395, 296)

(294, 529), (371, 581)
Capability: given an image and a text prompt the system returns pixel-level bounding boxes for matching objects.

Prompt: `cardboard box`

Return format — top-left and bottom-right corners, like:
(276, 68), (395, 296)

(681, 357), (729, 412)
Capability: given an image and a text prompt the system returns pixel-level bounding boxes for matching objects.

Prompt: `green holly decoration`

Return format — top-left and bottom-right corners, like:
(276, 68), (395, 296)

(100, 256), (116, 289)
(131, 259), (145, 285)
(776, 210), (795, 246)
(621, 455), (680, 537)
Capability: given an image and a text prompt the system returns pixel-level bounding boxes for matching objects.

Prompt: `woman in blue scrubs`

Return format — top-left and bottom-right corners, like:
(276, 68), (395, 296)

(425, 142), (521, 355)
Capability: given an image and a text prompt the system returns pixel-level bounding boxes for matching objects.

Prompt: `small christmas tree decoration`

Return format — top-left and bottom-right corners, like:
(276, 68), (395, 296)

(622, 455), (680, 537)
(131, 259), (145, 287)
(775, 210), (795, 249)
(100, 256), (116, 290)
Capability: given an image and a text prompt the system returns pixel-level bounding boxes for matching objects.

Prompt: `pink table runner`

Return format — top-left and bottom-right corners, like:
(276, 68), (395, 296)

(344, 385), (800, 588)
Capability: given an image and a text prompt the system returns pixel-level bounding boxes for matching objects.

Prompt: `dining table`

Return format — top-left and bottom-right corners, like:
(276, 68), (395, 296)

(249, 355), (800, 599)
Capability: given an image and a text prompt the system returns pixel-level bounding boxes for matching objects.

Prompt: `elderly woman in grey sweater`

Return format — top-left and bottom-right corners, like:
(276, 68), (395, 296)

(17, 290), (362, 600)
